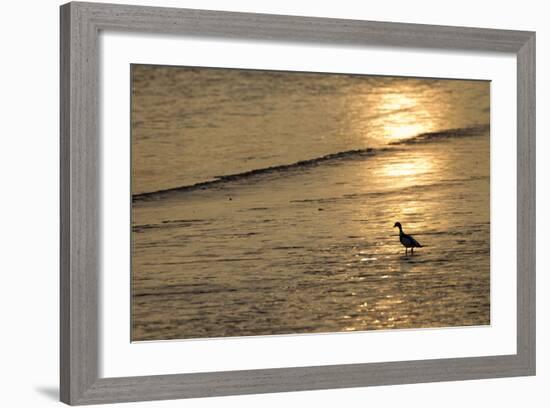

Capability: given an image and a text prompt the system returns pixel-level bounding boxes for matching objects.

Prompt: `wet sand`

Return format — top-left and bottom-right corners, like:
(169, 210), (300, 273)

(132, 131), (489, 341)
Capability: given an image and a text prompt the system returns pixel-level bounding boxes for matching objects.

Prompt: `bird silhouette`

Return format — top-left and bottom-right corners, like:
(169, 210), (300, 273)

(393, 222), (422, 255)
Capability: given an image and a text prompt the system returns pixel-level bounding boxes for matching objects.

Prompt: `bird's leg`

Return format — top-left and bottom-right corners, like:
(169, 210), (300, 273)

(411, 247), (414, 255)
(404, 248), (407, 255)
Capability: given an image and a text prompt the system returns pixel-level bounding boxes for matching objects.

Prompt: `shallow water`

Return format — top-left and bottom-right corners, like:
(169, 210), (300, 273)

(132, 66), (489, 194)
(131, 66), (490, 341)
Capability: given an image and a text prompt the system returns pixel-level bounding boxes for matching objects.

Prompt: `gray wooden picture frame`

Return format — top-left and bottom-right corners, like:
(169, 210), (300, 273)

(60, 1), (536, 405)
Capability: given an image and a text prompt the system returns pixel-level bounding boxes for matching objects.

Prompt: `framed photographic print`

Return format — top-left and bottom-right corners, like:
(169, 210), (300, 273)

(60, 1), (535, 405)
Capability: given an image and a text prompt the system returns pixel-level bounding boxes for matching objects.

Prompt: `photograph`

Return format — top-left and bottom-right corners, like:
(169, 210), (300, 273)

(130, 64), (491, 341)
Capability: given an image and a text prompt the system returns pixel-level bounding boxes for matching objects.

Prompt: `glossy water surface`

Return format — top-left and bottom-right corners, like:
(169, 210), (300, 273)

(131, 65), (490, 341)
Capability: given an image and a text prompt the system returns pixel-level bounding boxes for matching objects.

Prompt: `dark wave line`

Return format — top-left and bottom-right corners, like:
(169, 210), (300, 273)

(133, 124), (489, 202)
(389, 124), (489, 145)
(133, 147), (379, 202)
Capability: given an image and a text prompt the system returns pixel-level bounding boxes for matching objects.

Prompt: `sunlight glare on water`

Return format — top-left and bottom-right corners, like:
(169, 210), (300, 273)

(130, 65), (490, 341)
(376, 92), (436, 142)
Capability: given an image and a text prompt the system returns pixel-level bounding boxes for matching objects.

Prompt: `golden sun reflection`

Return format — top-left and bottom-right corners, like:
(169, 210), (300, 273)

(376, 92), (436, 143)
(380, 93), (417, 110)
(380, 154), (434, 181)
(375, 147), (450, 240)
(375, 150), (444, 231)
(386, 123), (428, 140)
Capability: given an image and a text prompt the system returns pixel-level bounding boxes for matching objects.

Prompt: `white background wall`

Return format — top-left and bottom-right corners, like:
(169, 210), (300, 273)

(0, 0), (545, 407)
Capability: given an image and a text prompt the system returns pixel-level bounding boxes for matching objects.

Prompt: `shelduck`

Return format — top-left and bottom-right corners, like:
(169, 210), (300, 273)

(393, 222), (423, 255)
